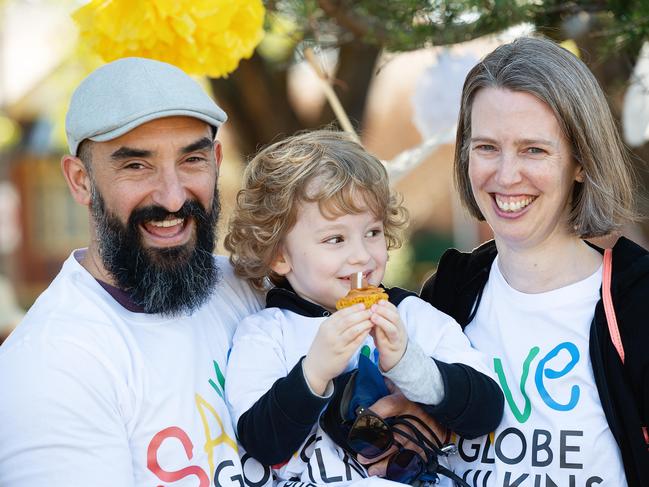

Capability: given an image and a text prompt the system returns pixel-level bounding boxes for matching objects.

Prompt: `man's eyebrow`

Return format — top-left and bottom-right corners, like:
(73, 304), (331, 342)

(110, 147), (152, 160)
(180, 137), (214, 154)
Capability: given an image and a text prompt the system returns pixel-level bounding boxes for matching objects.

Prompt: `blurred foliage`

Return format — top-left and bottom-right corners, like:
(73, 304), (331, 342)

(384, 243), (415, 290)
(266, 0), (649, 53)
(0, 116), (20, 150)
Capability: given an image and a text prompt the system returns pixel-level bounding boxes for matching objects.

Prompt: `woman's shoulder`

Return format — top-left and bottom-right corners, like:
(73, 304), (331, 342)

(611, 236), (649, 265)
(420, 240), (497, 326)
(421, 240), (496, 296)
(610, 236), (649, 297)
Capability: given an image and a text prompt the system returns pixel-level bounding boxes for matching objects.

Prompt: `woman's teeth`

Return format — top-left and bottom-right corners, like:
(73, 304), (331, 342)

(495, 197), (533, 212)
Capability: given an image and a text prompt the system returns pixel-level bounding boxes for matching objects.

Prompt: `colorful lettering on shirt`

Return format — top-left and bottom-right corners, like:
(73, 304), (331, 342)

(535, 342), (580, 411)
(209, 360), (226, 400)
(147, 426), (211, 486)
(495, 342), (581, 422)
(146, 360), (272, 487)
(196, 392), (238, 479)
(494, 346), (539, 423)
(453, 341), (608, 485)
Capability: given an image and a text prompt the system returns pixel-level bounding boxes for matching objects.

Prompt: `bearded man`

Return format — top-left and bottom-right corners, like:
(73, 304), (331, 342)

(0, 58), (270, 487)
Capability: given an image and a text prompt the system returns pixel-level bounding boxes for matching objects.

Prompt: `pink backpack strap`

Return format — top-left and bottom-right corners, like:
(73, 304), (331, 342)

(602, 249), (625, 363)
(602, 249), (649, 448)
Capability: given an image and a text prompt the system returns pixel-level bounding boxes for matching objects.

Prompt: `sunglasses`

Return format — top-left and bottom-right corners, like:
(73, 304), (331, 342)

(346, 407), (467, 486)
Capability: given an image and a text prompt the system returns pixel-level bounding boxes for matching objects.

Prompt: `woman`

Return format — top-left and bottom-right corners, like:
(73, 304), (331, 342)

(420, 36), (649, 485)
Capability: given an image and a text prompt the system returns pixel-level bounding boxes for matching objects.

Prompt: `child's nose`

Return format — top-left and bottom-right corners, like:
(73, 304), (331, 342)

(348, 241), (371, 265)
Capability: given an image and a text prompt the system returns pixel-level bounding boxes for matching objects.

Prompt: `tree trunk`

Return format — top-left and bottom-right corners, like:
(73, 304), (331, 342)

(209, 41), (380, 159)
(209, 52), (302, 158)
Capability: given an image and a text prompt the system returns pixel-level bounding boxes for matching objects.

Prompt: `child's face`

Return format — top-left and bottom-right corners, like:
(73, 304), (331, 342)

(271, 200), (389, 312)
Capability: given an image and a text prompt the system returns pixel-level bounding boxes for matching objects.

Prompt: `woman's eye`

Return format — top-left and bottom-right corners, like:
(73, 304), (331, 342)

(475, 144), (496, 152)
(526, 147), (545, 154)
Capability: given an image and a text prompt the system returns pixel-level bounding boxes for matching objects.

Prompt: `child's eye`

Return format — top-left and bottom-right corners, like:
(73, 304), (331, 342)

(323, 236), (343, 244)
(365, 228), (383, 238)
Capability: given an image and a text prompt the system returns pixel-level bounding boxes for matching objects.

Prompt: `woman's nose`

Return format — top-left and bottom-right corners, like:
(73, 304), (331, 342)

(495, 152), (523, 187)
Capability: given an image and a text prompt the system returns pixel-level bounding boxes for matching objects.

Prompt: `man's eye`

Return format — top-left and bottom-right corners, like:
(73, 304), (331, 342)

(185, 156), (206, 163)
(124, 162), (145, 170)
(526, 147), (545, 154)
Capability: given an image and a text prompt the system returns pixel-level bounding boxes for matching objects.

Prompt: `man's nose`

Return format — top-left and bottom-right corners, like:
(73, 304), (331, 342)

(151, 167), (187, 213)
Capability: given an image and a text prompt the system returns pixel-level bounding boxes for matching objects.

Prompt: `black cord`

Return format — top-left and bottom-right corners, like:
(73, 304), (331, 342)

(389, 417), (444, 456)
(392, 413), (443, 446)
(390, 418), (470, 487)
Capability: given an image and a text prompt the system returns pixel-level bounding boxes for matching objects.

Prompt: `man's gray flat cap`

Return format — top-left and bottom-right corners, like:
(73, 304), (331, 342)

(66, 57), (226, 156)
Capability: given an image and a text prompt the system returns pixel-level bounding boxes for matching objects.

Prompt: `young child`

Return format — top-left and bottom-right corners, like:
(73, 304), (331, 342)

(224, 130), (502, 486)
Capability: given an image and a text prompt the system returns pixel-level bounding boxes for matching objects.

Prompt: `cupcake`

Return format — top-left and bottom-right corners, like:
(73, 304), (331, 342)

(336, 272), (388, 310)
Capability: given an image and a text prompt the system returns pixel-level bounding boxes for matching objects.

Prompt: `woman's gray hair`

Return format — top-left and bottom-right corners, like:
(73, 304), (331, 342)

(455, 36), (635, 238)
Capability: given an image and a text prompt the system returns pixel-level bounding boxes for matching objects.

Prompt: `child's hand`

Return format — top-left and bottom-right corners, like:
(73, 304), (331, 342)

(370, 300), (408, 372)
(303, 304), (372, 395)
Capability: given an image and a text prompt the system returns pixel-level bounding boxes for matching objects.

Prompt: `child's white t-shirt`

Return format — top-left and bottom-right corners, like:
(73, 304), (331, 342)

(226, 294), (492, 487)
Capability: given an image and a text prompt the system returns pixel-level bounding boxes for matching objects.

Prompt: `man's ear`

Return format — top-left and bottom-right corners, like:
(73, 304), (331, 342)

(61, 155), (93, 206)
(213, 140), (223, 175)
(270, 248), (291, 276)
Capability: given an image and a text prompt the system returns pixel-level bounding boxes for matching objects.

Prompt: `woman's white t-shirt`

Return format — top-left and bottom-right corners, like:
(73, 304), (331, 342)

(448, 256), (627, 486)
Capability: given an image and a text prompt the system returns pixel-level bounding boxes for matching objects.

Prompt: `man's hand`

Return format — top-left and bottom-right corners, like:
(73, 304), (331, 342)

(303, 304), (372, 395)
(370, 300), (408, 372)
(358, 391), (448, 477)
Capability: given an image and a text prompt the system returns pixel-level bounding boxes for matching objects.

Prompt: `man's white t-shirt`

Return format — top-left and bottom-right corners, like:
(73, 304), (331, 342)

(448, 257), (627, 486)
(0, 250), (270, 487)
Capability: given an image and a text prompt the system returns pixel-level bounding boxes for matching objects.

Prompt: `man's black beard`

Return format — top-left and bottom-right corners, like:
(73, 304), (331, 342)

(89, 186), (221, 316)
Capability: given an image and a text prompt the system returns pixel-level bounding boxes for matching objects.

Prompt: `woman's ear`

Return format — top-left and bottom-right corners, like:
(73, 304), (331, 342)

(61, 155), (93, 206)
(575, 164), (585, 183)
(270, 248), (291, 276)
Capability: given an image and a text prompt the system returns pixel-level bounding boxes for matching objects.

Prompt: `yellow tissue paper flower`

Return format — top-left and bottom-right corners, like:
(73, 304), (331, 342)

(560, 39), (580, 58)
(73, 0), (265, 78)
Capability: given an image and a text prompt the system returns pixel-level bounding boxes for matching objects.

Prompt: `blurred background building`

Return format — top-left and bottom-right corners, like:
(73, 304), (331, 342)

(1, 0), (648, 341)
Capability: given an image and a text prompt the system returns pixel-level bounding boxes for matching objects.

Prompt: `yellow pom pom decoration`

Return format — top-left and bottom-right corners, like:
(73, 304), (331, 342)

(73, 0), (265, 78)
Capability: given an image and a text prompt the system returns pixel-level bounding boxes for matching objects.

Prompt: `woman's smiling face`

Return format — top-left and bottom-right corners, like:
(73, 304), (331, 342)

(468, 87), (584, 252)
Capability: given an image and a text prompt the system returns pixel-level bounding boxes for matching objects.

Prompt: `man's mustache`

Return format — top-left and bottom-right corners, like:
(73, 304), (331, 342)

(128, 200), (209, 227)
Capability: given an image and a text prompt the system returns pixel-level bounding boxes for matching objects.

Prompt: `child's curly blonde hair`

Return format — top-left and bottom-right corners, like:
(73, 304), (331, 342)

(224, 130), (409, 290)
